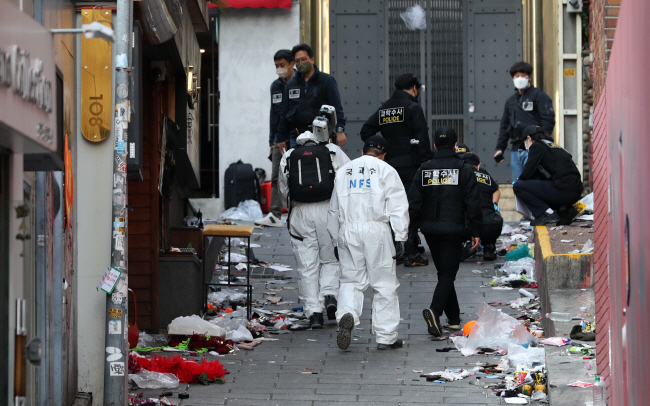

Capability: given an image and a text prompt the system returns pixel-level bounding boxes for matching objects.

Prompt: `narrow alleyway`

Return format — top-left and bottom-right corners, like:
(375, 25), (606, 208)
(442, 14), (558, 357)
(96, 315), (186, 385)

(137, 223), (526, 405)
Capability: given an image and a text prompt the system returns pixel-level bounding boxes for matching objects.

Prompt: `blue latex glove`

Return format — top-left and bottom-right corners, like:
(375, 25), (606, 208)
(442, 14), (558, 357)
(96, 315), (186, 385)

(494, 203), (500, 212)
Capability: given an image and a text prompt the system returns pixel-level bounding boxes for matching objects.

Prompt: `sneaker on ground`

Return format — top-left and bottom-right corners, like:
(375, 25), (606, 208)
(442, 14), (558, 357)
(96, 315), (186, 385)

(309, 312), (324, 329)
(254, 213), (283, 228)
(377, 339), (404, 350)
(530, 212), (561, 226)
(404, 254), (429, 267)
(422, 308), (441, 337)
(443, 323), (462, 331)
(325, 295), (337, 320)
(337, 313), (354, 350)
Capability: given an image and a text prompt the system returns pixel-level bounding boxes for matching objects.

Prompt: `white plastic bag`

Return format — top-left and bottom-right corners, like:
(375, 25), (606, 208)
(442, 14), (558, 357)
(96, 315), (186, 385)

(219, 200), (263, 221)
(400, 4), (426, 30)
(167, 315), (227, 337)
(506, 345), (545, 368)
(502, 257), (536, 281)
(130, 370), (179, 389)
(501, 224), (514, 235)
(226, 324), (254, 342)
(207, 288), (246, 305)
(239, 200), (263, 221)
(453, 303), (538, 356)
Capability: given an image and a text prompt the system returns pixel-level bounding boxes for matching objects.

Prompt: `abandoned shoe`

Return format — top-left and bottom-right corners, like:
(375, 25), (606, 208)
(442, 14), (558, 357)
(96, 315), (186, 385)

(309, 312), (324, 329)
(422, 308), (442, 337)
(483, 244), (497, 261)
(337, 313), (354, 350)
(460, 240), (477, 261)
(325, 295), (337, 320)
(377, 339), (404, 350)
(556, 206), (579, 226)
(254, 213), (283, 228)
(530, 212), (561, 226)
(404, 254), (429, 267)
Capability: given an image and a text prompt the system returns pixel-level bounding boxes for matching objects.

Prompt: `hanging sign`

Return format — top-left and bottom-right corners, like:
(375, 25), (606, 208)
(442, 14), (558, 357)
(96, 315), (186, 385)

(81, 9), (112, 142)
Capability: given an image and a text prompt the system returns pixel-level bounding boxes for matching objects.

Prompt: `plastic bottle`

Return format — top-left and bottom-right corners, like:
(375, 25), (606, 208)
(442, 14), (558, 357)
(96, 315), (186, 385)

(519, 288), (536, 299)
(546, 312), (572, 322)
(593, 376), (605, 406)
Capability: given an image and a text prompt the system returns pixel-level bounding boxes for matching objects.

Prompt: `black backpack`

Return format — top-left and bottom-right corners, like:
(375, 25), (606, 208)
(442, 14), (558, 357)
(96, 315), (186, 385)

(224, 160), (260, 209)
(287, 143), (335, 203)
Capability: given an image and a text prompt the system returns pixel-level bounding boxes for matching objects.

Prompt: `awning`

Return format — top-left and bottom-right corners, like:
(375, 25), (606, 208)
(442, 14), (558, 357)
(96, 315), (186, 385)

(208, 0), (291, 9)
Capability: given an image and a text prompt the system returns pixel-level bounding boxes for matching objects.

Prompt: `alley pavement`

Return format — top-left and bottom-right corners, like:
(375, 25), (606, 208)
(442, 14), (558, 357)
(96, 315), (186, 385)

(137, 222), (527, 405)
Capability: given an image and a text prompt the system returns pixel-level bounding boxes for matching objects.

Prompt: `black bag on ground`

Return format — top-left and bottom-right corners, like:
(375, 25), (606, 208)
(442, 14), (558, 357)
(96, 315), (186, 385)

(287, 143), (335, 203)
(224, 160), (260, 209)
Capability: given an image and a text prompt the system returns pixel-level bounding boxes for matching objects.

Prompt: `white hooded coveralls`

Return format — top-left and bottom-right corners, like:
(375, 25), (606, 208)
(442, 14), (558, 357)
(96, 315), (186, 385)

(327, 154), (409, 344)
(279, 132), (351, 317)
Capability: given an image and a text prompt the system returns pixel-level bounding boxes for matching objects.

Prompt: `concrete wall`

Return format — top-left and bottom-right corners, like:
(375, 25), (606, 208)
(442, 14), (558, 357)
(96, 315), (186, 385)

(208, 4), (300, 216)
(74, 10), (115, 398)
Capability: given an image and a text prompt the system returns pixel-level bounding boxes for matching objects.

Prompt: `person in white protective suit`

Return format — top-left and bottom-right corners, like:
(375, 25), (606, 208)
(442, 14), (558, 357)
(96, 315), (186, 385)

(327, 135), (410, 350)
(279, 131), (351, 328)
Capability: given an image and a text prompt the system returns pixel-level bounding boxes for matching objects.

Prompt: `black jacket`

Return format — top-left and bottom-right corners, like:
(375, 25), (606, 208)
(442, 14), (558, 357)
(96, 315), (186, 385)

(269, 77), (288, 146)
(360, 90), (432, 168)
(474, 167), (502, 225)
(407, 148), (482, 237)
(496, 86), (555, 151)
(519, 140), (583, 192)
(276, 65), (346, 144)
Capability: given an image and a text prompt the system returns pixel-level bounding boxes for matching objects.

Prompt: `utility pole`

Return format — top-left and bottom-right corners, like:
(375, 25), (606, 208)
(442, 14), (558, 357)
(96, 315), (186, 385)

(104, 0), (132, 402)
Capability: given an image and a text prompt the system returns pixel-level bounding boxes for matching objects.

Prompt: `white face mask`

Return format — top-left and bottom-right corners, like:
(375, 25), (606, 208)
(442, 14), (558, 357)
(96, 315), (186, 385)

(276, 67), (289, 79)
(525, 138), (532, 151)
(513, 77), (530, 90)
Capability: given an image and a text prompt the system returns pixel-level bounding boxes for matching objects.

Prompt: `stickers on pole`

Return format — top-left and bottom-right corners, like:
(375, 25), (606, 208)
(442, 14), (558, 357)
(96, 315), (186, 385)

(106, 346), (123, 362)
(98, 267), (122, 294)
(108, 320), (122, 334)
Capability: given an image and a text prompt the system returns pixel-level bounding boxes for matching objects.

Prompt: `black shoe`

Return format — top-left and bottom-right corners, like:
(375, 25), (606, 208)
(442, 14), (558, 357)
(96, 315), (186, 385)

(460, 240), (477, 261)
(443, 323), (462, 331)
(483, 244), (497, 261)
(309, 312), (324, 329)
(377, 339), (404, 350)
(337, 313), (354, 349)
(556, 206), (579, 226)
(325, 295), (337, 320)
(404, 254), (429, 267)
(520, 216), (531, 221)
(422, 308), (441, 337)
(530, 212), (561, 226)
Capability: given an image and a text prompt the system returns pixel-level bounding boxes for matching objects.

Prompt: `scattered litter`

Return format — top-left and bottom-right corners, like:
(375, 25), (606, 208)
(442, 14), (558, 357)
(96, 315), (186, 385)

(167, 316), (227, 337)
(560, 239), (575, 243)
(130, 370), (179, 389)
(567, 381), (593, 388)
(269, 265), (292, 272)
(540, 337), (571, 347)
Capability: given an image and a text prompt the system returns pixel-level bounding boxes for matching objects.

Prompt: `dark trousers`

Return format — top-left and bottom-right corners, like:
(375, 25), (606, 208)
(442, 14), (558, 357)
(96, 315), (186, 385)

(396, 165), (421, 256)
(482, 222), (503, 246)
(423, 234), (463, 324)
(513, 179), (582, 218)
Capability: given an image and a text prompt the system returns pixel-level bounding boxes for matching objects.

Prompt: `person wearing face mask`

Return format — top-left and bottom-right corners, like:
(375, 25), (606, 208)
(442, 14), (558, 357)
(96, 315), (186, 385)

(494, 61), (555, 184)
(276, 43), (347, 149)
(359, 73), (433, 268)
(256, 49), (296, 228)
(513, 125), (583, 226)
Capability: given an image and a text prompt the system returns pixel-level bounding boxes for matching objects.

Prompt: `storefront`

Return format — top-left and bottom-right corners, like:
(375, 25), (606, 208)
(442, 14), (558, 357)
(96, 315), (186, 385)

(0, 1), (62, 404)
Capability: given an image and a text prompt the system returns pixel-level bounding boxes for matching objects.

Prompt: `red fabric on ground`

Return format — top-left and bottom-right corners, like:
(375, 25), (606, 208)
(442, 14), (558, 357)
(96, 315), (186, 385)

(132, 354), (228, 383)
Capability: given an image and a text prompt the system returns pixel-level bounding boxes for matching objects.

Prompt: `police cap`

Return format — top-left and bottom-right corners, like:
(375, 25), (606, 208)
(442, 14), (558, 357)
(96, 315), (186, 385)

(522, 125), (544, 139)
(462, 152), (481, 167)
(364, 134), (388, 152)
(455, 142), (470, 154)
(434, 126), (458, 148)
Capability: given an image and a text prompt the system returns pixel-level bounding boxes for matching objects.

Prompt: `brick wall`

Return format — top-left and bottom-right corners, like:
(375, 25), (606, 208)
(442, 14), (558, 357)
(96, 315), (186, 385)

(591, 90), (611, 397)
(591, 0), (621, 104)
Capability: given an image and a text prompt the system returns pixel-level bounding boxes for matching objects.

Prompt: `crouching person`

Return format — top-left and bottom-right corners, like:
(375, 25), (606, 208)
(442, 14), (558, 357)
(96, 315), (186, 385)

(279, 131), (350, 328)
(328, 135), (409, 350)
(461, 153), (504, 261)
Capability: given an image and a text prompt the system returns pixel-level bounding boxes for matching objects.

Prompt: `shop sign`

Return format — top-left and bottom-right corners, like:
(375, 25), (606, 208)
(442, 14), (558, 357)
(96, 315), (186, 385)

(0, 1), (57, 153)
